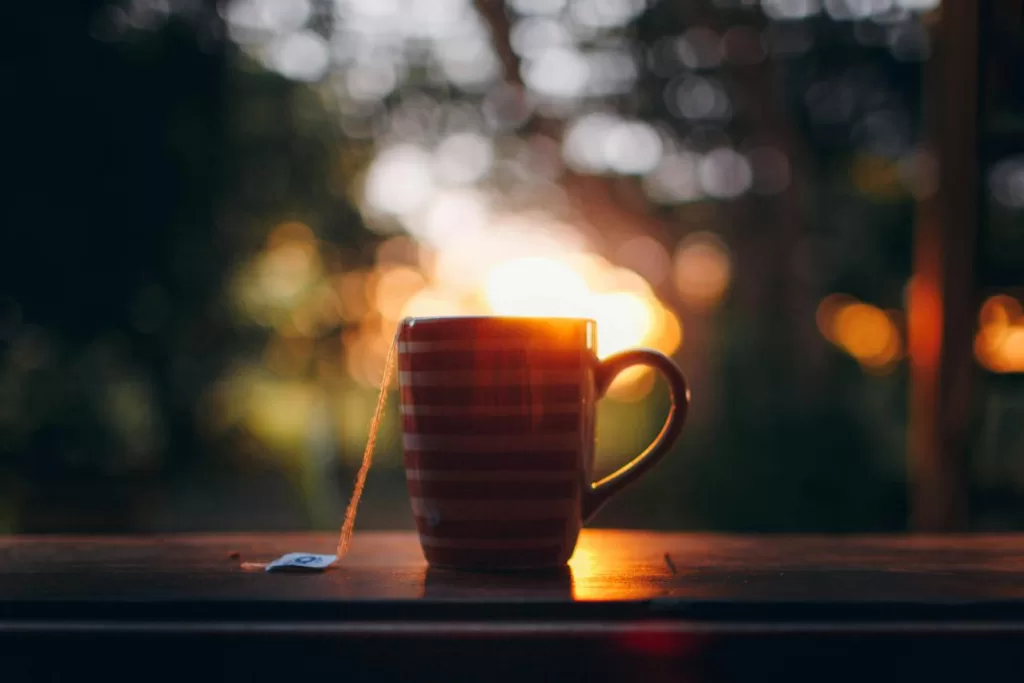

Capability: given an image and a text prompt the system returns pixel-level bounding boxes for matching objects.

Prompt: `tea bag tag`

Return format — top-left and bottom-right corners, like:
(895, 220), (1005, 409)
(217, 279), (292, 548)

(264, 553), (337, 573)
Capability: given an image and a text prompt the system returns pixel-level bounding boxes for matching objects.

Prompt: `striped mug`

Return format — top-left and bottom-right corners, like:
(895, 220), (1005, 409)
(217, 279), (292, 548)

(398, 316), (689, 571)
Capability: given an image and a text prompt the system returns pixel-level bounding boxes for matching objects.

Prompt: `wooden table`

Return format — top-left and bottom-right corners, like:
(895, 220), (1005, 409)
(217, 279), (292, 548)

(3, 531), (1024, 681)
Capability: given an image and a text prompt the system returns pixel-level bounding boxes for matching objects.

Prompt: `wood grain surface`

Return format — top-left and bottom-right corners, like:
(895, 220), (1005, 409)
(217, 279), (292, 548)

(5, 530), (1024, 623)
(6, 531), (1024, 681)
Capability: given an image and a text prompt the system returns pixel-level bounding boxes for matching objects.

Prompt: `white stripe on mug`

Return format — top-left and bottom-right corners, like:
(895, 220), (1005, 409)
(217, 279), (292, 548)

(399, 341), (586, 354)
(398, 370), (584, 387)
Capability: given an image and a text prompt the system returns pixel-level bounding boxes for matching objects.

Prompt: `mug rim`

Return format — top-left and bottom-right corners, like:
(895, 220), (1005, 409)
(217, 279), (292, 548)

(401, 315), (598, 325)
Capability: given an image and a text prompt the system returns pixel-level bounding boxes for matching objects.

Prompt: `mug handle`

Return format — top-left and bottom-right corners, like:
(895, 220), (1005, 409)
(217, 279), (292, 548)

(581, 349), (690, 523)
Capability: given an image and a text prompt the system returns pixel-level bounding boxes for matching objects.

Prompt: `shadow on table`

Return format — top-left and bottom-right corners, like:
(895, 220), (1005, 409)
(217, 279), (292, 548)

(422, 566), (574, 601)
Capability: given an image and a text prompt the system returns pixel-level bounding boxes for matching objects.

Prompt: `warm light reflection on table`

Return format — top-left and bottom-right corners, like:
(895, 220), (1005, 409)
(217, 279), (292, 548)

(413, 532), (677, 602)
(569, 532), (675, 601)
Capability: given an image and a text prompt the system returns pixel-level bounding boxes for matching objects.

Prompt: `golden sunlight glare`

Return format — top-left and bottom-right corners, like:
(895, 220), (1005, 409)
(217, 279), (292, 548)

(484, 256), (592, 319)
(479, 253), (681, 400)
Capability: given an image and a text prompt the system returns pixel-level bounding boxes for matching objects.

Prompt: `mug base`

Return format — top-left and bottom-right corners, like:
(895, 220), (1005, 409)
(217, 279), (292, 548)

(426, 561), (569, 574)
(421, 542), (573, 572)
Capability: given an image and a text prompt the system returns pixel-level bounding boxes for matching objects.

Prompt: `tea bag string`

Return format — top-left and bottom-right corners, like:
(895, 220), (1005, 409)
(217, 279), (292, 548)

(240, 331), (397, 571)
(333, 332), (398, 560)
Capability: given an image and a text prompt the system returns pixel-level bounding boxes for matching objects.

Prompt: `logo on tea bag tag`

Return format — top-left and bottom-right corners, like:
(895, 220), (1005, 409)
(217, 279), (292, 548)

(264, 552), (337, 572)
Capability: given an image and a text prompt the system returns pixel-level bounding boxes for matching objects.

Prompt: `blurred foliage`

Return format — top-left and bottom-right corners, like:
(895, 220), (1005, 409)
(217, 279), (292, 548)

(2, 0), (1021, 533)
(5, 0), (374, 530)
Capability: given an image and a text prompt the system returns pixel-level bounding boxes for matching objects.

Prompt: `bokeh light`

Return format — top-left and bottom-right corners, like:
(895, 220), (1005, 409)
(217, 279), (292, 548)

(975, 295), (1024, 374)
(763, 0), (821, 21)
(484, 256), (592, 318)
(616, 236), (672, 286)
(433, 132), (495, 186)
(562, 113), (664, 175)
(363, 145), (436, 218)
(264, 30), (329, 82)
(989, 157), (1024, 210)
(667, 75), (731, 121)
(509, 0), (566, 14)
(673, 232), (732, 312)
(699, 148), (753, 198)
(524, 47), (590, 99)
(643, 151), (703, 204)
(817, 295), (903, 373)
(203, 0), (951, 461)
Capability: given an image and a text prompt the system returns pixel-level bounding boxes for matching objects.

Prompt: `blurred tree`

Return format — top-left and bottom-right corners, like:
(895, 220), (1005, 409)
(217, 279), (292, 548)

(3, 0), (372, 530)
(1, 0), (950, 534)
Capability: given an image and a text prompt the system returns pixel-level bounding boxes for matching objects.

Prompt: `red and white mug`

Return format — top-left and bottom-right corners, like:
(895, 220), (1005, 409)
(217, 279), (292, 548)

(398, 316), (689, 571)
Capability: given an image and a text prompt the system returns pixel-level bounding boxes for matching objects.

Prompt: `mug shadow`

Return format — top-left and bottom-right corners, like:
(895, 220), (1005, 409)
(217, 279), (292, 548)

(421, 565), (575, 600)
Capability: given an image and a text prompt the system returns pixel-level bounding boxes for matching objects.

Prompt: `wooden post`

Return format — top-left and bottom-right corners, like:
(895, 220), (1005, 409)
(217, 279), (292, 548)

(908, 0), (983, 531)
